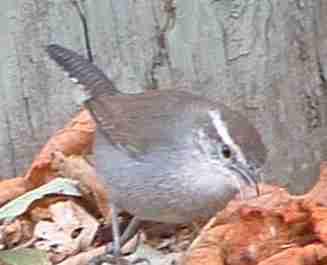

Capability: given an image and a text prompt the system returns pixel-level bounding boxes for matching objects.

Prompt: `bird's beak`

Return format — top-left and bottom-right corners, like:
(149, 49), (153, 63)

(230, 162), (260, 196)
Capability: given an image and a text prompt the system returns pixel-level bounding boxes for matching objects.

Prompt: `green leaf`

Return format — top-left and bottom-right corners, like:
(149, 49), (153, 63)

(0, 248), (51, 265)
(0, 178), (81, 222)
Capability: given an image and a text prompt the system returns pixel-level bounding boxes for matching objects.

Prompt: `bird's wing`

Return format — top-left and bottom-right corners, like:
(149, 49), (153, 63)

(45, 44), (204, 157)
(46, 44), (267, 165)
(86, 89), (207, 157)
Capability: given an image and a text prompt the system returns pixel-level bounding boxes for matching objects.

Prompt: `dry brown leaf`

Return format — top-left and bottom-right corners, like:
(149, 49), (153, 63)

(183, 162), (327, 265)
(57, 246), (105, 265)
(0, 110), (110, 231)
(27, 196), (97, 226)
(304, 162), (327, 205)
(0, 219), (33, 249)
(183, 205), (308, 265)
(0, 177), (30, 207)
(33, 201), (99, 263)
(24, 109), (95, 188)
(28, 205), (54, 224)
(308, 206), (327, 245)
(20, 110), (110, 222)
(0, 110), (95, 218)
(8, 109), (111, 221)
(209, 184), (292, 230)
(5, 220), (25, 248)
(258, 244), (327, 265)
(182, 223), (227, 265)
(51, 152), (111, 223)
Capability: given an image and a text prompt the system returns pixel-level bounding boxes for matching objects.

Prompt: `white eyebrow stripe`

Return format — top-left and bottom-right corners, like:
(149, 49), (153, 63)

(208, 110), (246, 164)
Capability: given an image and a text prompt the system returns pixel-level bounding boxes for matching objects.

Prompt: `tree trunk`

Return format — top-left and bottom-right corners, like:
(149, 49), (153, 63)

(0, 0), (326, 194)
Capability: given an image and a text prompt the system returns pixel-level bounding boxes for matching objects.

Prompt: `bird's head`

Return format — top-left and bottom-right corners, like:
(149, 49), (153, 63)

(191, 106), (267, 197)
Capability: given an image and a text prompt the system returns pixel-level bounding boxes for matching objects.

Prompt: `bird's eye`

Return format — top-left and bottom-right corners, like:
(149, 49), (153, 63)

(222, 145), (231, 159)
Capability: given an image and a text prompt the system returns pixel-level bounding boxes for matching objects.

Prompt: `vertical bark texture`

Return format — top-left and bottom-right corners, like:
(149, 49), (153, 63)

(0, 0), (326, 193)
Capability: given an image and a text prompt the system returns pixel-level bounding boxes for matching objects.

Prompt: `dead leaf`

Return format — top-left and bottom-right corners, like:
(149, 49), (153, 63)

(258, 244), (327, 265)
(304, 161), (327, 205)
(2, 220), (33, 249)
(183, 162), (327, 265)
(0, 178), (29, 207)
(57, 246), (105, 265)
(183, 205), (304, 265)
(308, 206), (327, 245)
(0, 110), (95, 218)
(51, 152), (111, 223)
(0, 110), (111, 225)
(28, 205), (53, 224)
(33, 201), (98, 263)
(24, 109), (95, 188)
(0, 178), (81, 222)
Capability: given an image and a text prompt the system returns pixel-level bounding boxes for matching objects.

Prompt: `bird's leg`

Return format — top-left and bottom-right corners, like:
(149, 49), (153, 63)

(119, 217), (141, 248)
(118, 218), (150, 265)
(104, 216), (141, 256)
(110, 202), (121, 256)
(89, 205), (146, 265)
(89, 203), (124, 265)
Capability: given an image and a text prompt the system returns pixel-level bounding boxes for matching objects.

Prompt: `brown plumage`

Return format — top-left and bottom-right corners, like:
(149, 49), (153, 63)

(47, 43), (267, 256)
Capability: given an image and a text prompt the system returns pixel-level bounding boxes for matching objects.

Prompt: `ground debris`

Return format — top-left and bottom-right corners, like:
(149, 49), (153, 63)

(182, 163), (327, 265)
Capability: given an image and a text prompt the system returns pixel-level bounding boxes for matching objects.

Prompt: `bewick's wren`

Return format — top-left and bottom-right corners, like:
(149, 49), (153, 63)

(47, 44), (266, 256)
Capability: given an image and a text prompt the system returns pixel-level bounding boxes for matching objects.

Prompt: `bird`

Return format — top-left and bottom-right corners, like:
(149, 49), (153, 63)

(46, 44), (267, 259)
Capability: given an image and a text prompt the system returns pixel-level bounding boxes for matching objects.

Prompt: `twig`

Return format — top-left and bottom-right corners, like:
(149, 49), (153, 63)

(70, 0), (93, 62)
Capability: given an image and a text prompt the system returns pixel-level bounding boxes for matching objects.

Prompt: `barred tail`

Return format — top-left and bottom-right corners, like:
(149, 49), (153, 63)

(46, 44), (119, 97)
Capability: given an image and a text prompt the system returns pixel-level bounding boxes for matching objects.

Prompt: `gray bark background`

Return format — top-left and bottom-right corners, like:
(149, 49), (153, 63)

(0, 0), (327, 194)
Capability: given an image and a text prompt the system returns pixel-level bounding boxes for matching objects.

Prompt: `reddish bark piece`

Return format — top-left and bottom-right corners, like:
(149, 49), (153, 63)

(33, 201), (99, 263)
(304, 162), (327, 206)
(0, 177), (29, 206)
(50, 152), (111, 222)
(0, 110), (110, 221)
(258, 244), (327, 265)
(183, 162), (327, 265)
(309, 206), (327, 245)
(24, 109), (96, 188)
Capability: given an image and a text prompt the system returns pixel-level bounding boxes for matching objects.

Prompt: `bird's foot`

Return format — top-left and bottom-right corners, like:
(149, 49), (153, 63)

(88, 253), (150, 265)
(89, 235), (149, 265)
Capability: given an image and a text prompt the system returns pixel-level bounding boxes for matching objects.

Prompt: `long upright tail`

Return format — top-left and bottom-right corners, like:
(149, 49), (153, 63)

(46, 44), (119, 97)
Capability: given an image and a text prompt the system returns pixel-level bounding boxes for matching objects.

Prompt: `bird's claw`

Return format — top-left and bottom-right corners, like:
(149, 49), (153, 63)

(131, 257), (151, 265)
(88, 254), (129, 265)
(88, 253), (150, 265)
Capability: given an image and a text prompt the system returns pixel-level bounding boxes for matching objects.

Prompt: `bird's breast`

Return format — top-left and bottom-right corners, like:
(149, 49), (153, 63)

(94, 130), (238, 223)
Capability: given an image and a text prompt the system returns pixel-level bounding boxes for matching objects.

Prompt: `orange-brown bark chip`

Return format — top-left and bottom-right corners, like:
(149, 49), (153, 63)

(24, 109), (96, 188)
(183, 163), (327, 265)
(0, 177), (29, 206)
(258, 244), (327, 265)
(0, 109), (110, 221)
(183, 203), (314, 265)
(50, 152), (111, 222)
(303, 162), (327, 207)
